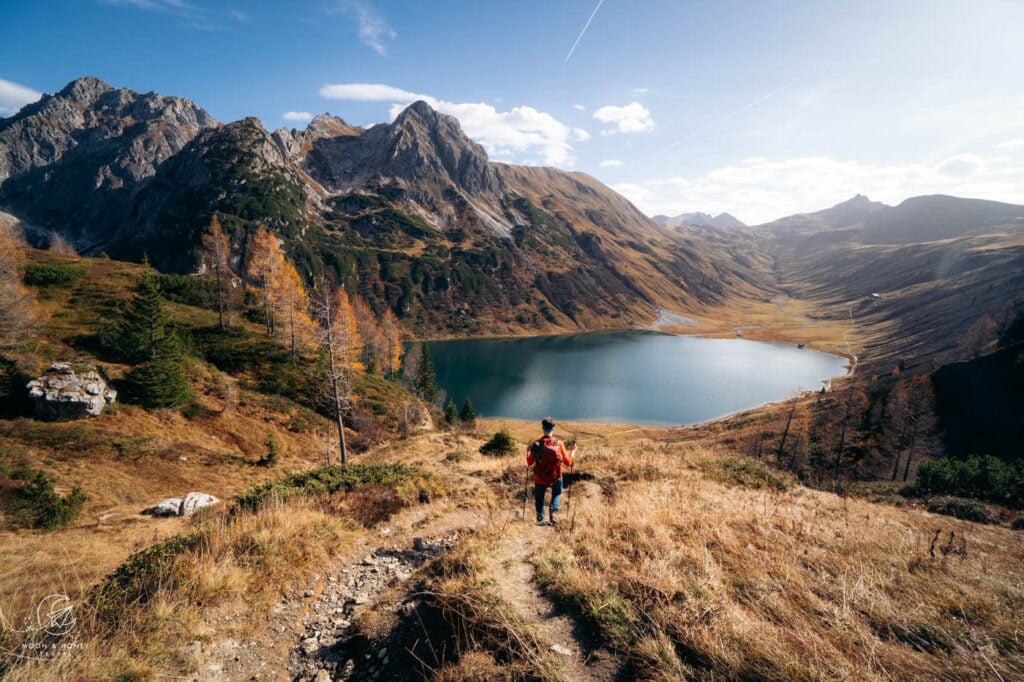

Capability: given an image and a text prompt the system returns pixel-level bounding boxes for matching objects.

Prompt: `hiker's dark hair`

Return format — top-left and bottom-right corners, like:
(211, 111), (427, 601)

(541, 417), (555, 432)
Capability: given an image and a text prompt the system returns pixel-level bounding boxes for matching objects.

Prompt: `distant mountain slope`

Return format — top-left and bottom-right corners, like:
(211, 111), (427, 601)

(0, 77), (770, 337)
(654, 211), (746, 228)
(754, 194), (1024, 370)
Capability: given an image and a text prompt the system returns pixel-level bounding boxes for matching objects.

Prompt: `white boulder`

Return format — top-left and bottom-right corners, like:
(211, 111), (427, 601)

(27, 362), (116, 421)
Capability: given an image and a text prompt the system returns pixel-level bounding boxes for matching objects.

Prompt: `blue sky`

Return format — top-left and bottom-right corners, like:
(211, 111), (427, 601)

(2, 0), (1023, 223)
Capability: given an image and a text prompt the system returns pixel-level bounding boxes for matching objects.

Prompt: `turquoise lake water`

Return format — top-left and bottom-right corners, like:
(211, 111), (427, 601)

(427, 331), (848, 426)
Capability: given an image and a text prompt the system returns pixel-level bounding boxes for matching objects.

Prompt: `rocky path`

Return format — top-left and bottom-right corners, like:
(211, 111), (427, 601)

(483, 507), (621, 681)
(186, 468), (616, 680)
(185, 505), (484, 681)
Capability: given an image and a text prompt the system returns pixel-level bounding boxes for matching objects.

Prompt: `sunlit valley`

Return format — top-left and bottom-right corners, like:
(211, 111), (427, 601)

(1, 2), (1022, 680)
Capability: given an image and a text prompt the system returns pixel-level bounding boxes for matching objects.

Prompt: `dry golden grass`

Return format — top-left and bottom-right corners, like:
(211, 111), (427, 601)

(531, 441), (1024, 680)
(2, 498), (354, 681)
(3, 420), (1022, 680)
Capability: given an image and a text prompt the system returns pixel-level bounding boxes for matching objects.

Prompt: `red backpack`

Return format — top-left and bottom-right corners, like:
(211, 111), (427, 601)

(531, 437), (562, 482)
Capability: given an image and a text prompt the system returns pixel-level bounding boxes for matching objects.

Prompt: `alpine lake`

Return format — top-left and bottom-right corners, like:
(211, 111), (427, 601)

(426, 331), (849, 426)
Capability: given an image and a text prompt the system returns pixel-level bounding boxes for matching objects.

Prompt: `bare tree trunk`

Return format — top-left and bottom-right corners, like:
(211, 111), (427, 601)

(323, 297), (348, 465)
(902, 426), (918, 482)
(776, 399), (798, 460)
(832, 384), (855, 487)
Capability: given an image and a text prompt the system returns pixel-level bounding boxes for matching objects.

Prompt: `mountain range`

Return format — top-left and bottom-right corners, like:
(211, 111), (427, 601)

(653, 211), (746, 229)
(1, 76), (1022, 369)
(0, 77), (769, 338)
(752, 192), (1024, 369)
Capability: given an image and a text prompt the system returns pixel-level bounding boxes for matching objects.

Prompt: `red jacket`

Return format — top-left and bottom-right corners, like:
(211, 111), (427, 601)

(526, 436), (574, 485)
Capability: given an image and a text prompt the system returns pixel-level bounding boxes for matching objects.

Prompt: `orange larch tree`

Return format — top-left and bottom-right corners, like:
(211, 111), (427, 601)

(310, 279), (364, 464)
(380, 308), (403, 381)
(0, 224), (39, 347)
(201, 214), (235, 329)
(278, 262), (316, 359)
(246, 225), (286, 337)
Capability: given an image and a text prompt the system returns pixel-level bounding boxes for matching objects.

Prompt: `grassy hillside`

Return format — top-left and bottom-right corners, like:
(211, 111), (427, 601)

(2, 422), (1021, 680)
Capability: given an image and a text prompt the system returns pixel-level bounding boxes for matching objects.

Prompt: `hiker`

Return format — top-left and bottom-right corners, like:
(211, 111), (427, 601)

(527, 417), (576, 525)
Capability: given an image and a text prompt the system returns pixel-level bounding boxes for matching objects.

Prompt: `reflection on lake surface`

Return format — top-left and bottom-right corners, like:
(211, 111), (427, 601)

(427, 331), (848, 426)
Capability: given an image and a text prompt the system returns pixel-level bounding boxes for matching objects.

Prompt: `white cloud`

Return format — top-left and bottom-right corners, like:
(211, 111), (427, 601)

(612, 153), (1024, 225)
(331, 1), (396, 56)
(599, 159), (623, 168)
(319, 83), (420, 101)
(935, 153), (985, 177)
(320, 82), (586, 167)
(997, 138), (1024, 152)
(630, 87), (653, 96)
(593, 102), (654, 135)
(98, 0), (238, 29)
(0, 78), (42, 116)
(283, 111), (313, 122)
(572, 104), (586, 112)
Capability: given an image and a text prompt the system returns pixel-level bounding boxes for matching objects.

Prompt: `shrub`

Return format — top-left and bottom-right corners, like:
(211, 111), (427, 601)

(698, 456), (791, 491)
(258, 432), (280, 467)
(1012, 515), (1024, 531)
(479, 430), (517, 457)
(925, 496), (994, 524)
(154, 273), (217, 307)
(235, 462), (435, 511)
(912, 455), (1023, 508)
(88, 532), (203, 620)
(22, 263), (88, 287)
(13, 470), (88, 530)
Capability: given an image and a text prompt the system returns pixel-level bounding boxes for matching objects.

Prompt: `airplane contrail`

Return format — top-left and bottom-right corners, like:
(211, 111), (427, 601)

(565, 0), (605, 63)
(651, 74), (811, 159)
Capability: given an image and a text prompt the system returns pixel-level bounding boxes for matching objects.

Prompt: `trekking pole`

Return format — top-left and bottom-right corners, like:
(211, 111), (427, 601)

(567, 425), (579, 531)
(523, 464), (531, 522)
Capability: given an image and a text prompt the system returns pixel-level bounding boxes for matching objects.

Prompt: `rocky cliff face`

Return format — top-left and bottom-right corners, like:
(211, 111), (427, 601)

(0, 77), (216, 252)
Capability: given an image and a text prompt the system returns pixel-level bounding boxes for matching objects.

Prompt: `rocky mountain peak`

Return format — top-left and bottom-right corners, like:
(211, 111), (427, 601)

(57, 75), (115, 102)
(381, 100), (502, 196)
(815, 193), (889, 227)
(306, 114), (362, 139)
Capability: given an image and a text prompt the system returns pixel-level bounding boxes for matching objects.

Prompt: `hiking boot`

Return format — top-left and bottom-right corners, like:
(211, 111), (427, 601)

(536, 514), (546, 524)
(549, 511), (559, 525)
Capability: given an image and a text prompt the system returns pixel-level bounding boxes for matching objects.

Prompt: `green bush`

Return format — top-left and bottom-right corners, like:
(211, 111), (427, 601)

(925, 496), (994, 524)
(22, 263), (88, 287)
(479, 430), (517, 457)
(88, 532), (203, 620)
(13, 470), (88, 530)
(698, 456), (791, 491)
(154, 273), (217, 307)
(236, 462), (433, 511)
(258, 432), (280, 467)
(911, 455), (1023, 508)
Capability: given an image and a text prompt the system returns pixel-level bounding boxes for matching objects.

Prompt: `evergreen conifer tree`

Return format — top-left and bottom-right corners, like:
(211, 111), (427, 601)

(443, 399), (458, 427)
(460, 396), (476, 426)
(416, 343), (438, 404)
(114, 275), (193, 408)
(101, 274), (172, 363)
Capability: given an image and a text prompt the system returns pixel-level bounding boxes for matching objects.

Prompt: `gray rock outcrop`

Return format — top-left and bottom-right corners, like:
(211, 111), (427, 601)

(26, 362), (116, 421)
(142, 498), (183, 517)
(179, 492), (220, 516)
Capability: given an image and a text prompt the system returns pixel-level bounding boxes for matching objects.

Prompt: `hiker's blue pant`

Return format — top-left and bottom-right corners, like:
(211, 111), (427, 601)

(534, 478), (563, 520)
